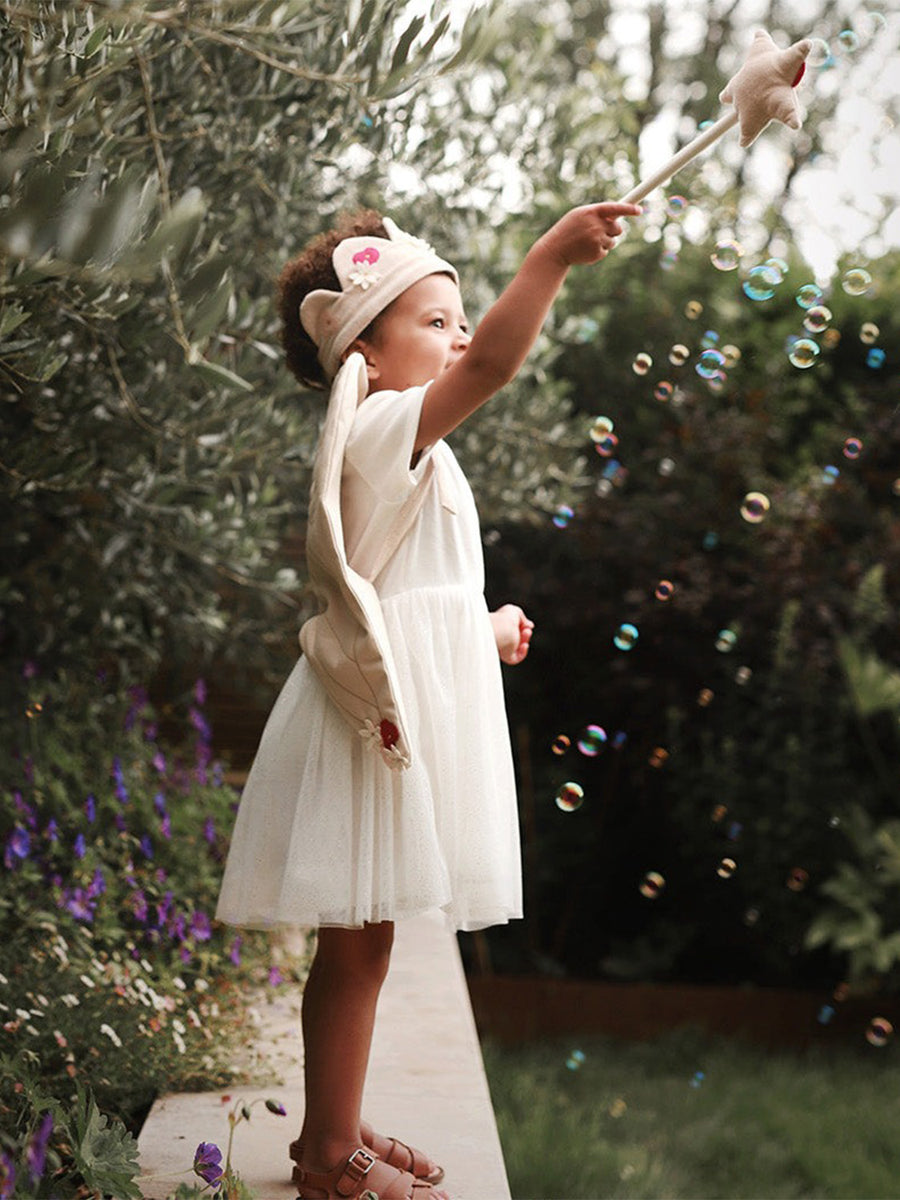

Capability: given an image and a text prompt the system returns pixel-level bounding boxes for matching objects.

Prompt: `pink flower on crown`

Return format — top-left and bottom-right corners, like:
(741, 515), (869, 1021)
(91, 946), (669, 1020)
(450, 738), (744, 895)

(352, 247), (380, 265)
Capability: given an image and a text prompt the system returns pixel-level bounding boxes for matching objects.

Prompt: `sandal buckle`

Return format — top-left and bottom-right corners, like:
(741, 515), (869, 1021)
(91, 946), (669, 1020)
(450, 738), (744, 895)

(346, 1148), (375, 1181)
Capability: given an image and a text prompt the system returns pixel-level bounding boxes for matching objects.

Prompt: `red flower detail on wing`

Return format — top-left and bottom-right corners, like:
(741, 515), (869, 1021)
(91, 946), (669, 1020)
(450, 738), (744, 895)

(379, 720), (399, 750)
(352, 247), (380, 265)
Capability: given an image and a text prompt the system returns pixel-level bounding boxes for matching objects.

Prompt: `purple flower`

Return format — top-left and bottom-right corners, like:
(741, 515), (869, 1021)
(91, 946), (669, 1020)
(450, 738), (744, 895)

(131, 890), (149, 923)
(7, 826), (30, 862)
(265, 1099), (287, 1116)
(190, 911), (211, 942)
(140, 834), (153, 859)
(229, 936), (243, 966)
(152, 751), (167, 774)
(156, 891), (174, 928)
(113, 757), (129, 803)
(192, 1142), (224, 1187)
(189, 707), (212, 743)
(63, 888), (95, 923)
(194, 678), (207, 706)
(0, 1150), (15, 1198)
(153, 791), (167, 815)
(203, 817), (216, 845)
(22, 660), (37, 679)
(160, 813), (171, 840)
(25, 1112), (53, 1184)
(268, 965), (284, 988)
(87, 867), (106, 898)
(45, 819), (59, 842)
(169, 912), (186, 941)
(23, 756), (34, 783)
(12, 791), (36, 827)
(73, 833), (86, 859)
(85, 794), (96, 823)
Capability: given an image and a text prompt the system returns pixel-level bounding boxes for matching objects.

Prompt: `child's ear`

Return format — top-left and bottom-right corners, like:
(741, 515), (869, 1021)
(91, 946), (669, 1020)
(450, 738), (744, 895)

(344, 339), (381, 383)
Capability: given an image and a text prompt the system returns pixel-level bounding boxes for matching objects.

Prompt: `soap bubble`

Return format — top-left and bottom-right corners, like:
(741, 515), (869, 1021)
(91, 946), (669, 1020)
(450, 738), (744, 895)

(765, 257), (789, 281)
(803, 305), (832, 334)
(700, 329), (719, 349)
(697, 688), (714, 707)
(843, 437), (863, 460)
(743, 264), (780, 301)
(806, 38), (831, 67)
(595, 432), (619, 457)
(658, 457), (676, 477)
(654, 380), (674, 402)
(659, 250), (679, 271)
(668, 343), (690, 366)
(711, 804), (728, 823)
(822, 329), (841, 349)
(666, 194), (688, 218)
(860, 322), (879, 344)
(744, 907), (760, 927)
(555, 782), (584, 813)
(639, 870), (666, 899)
(690, 1071), (706, 1088)
(711, 240), (743, 270)
(842, 267), (872, 296)
(648, 747), (669, 768)
(740, 491), (770, 523)
(654, 579), (675, 601)
(786, 867), (809, 892)
(633, 352), (653, 375)
(608, 1098), (627, 1118)
(735, 666), (752, 685)
(702, 531), (718, 550)
(611, 731), (628, 750)
(867, 347), (886, 369)
(551, 734), (571, 756)
(717, 857), (737, 879)
(716, 628), (737, 652)
(696, 349), (726, 379)
(837, 28), (859, 52)
(566, 1048), (586, 1070)
(577, 724), (607, 757)
(795, 283), (823, 310)
(614, 623), (639, 651)
(788, 338), (819, 369)
(866, 1017), (893, 1048)
(590, 415), (614, 441)
(721, 344), (742, 367)
(855, 11), (887, 40)
(818, 1005), (835, 1025)
(553, 504), (574, 528)
(685, 299), (703, 319)
(571, 317), (600, 343)
(822, 464), (840, 485)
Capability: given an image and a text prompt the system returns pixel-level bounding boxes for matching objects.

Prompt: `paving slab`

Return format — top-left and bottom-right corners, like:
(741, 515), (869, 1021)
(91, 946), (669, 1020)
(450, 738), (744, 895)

(138, 910), (511, 1200)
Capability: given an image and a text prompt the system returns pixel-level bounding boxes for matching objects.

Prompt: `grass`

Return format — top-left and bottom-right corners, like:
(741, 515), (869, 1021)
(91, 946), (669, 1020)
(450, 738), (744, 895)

(481, 1028), (900, 1199)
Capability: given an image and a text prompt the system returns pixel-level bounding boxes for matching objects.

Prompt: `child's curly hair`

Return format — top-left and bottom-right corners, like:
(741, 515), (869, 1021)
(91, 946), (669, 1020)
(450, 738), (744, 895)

(277, 208), (388, 389)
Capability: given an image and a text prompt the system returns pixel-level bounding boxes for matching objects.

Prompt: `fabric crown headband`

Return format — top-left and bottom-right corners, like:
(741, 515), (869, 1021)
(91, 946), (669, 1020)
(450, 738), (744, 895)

(299, 217), (459, 381)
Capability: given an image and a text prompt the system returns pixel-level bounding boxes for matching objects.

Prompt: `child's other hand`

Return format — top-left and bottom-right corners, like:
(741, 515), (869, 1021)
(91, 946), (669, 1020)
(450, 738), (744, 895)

(490, 604), (535, 665)
(539, 202), (643, 268)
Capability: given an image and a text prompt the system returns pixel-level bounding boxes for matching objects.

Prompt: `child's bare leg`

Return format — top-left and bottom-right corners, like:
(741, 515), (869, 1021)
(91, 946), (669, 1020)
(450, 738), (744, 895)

(297, 920), (394, 1171)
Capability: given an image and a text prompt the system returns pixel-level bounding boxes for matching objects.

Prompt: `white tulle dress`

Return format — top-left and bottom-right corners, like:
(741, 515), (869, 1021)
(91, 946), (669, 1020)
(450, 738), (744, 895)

(215, 383), (523, 932)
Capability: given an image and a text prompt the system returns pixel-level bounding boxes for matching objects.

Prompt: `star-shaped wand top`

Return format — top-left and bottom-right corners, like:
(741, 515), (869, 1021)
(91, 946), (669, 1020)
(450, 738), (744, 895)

(719, 30), (812, 147)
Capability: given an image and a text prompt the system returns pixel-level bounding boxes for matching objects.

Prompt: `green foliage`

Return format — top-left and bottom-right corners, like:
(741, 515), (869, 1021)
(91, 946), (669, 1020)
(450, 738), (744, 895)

(64, 1084), (142, 1200)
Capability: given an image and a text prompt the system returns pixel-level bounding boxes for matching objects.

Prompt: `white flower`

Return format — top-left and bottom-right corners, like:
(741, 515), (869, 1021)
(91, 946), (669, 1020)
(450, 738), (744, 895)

(173, 977), (187, 991)
(0, 972), (8, 985)
(194, 979), (209, 993)
(100, 1024), (123, 1048)
(60, 993), (80, 1008)
(172, 1029), (186, 1054)
(172, 1018), (186, 1034)
(79, 974), (95, 989)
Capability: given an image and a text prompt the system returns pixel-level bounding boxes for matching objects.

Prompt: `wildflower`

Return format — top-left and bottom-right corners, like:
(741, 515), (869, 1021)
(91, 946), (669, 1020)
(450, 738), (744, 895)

(229, 936), (242, 967)
(87, 867), (106, 898)
(22, 660), (37, 679)
(78, 974), (95, 989)
(84, 794), (96, 823)
(113, 757), (129, 803)
(53, 1030), (67, 1048)
(173, 1028), (186, 1054)
(5, 827), (30, 868)
(152, 751), (167, 774)
(160, 813), (172, 840)
(100, 1023), (122, 1048)
(73, 833), (86, 859)
(0, 1150), (15, 1199)
(268, 966), (284, 987)
(265, 1099), (287, 1116)
(140, 834), (153, 859)
(194, 678), (207, 705)
(203, 816), (216, 845)
(25, 1112), (53, 1185)
(192, 1142), (223, 1187)
(63, 888), (96, 923)
(190, 911), (212, 942)
(153, 791), (167, 815)
(45, 818), (59, 842)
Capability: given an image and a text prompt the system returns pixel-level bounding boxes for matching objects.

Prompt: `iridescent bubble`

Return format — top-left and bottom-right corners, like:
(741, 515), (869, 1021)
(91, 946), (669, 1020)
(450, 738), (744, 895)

(740, 491), (770, 523)
(590, 415), (615, 441)
(685, 300), (703, 319)
(806, 37), (831, 67)
(706, 371), (727, 393)
(566, 1048), (586, 1070)
(711, 240), (743, 271)
(613, 623), (639, 651)
(743, 907), (760, 927)
(632, 352), (653, 376)
(716, 628), (737, 653)
(690, 1071), (705, 1088)
(595, 432), (619, 457)
(786, 867), (809, 892)
(842, 267), (872, 296)
(555, 782), (584, 813)
(866, 1017), (893, 1048)
(577, 724), (607, 757)
(702, 531), (718, 550)
(654, 380), (674, 402)
(803, 305), (832, 334)
(572, 317), (600, 343)
(795, 283), (823, 310)
(551, 734), (571, 756)
(648, 747), (669, 768)
(666, 194), (688, 218)
(860, 322), (879, 344)
(822, 464), (840, 485)
(711, 804), (728, 823)
(818, 1005), (835, 1025)
(856, 12), (887, 40)
(843, 437), (863, 460)
(721, 344), (742, 367)
(837, 28), (859, 52)
(734, 666), (752, 685)
(639, 870), (666, 899)
(717, 857), (737, 879)
(697, 688), (714, 707)
(611, 731), (627, 750)
(892, 479), (900, 497)
(765, 257), (789, 282)
(867, 347), (886, 369)
(696, 349), (726, 379)
(788, 338), (820, 369)
(743, 264), (780, 301)
(668, 343), (690, 366)
(822, 328), (841, 349)
(659, 249), (679, 271)
(654, 579), (675, 601)
(608, 1098), (627, 1118)
(700, 329), (719, 349)
(658, 457), (676, 477)
(553, 504), (574, 529)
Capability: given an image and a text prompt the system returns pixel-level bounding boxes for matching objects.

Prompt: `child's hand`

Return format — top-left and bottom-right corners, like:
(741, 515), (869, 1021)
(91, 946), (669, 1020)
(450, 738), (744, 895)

(490, 604), (535, 665)
(538, 202), (643, 268)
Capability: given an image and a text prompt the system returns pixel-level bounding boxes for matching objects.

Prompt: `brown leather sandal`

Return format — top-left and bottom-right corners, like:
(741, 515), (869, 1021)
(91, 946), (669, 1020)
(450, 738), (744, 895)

(291, 1145), (440, 1199)
(289, 1125), (445, 1186)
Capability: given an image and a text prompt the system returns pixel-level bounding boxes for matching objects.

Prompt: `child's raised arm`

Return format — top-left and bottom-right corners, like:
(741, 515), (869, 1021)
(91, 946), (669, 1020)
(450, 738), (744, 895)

(415, 202), (641, 452)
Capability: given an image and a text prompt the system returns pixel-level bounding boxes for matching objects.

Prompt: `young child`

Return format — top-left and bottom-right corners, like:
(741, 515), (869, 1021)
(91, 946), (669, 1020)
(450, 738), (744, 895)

(215, 200), (640, 1200)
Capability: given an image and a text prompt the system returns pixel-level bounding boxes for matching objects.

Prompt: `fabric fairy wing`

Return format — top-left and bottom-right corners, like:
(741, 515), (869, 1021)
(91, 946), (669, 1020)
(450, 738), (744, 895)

(299, 353), (425, 771)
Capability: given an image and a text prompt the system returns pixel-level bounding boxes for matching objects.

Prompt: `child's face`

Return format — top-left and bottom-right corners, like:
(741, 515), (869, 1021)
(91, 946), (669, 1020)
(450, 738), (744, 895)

(357, 273), (470, 391)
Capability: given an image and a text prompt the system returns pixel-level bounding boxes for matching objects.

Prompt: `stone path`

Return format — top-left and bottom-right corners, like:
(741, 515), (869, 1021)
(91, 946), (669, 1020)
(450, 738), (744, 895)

(138, 910), (511, 1200)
